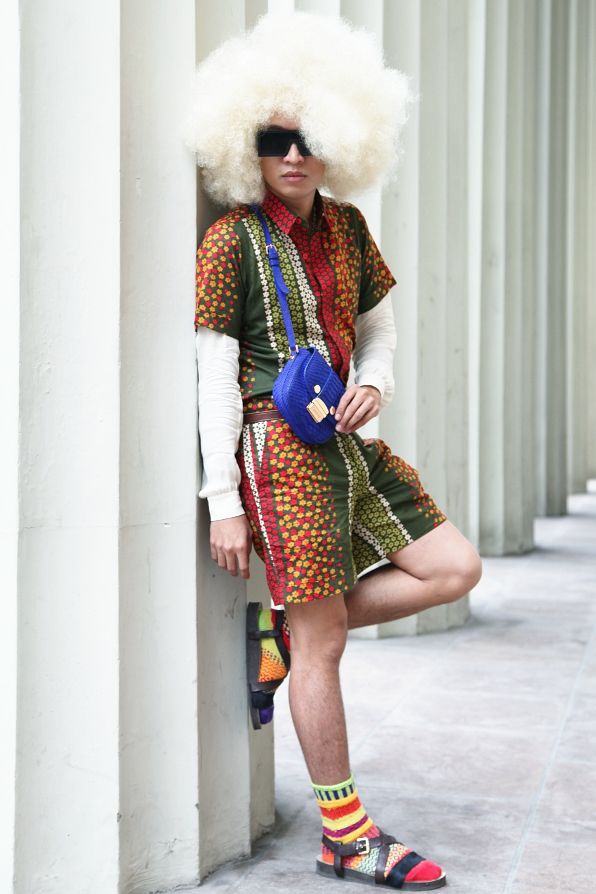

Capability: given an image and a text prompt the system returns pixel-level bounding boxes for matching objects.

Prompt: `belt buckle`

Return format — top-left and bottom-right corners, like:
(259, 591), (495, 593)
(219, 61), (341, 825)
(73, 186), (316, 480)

(355, 837), (370, 855)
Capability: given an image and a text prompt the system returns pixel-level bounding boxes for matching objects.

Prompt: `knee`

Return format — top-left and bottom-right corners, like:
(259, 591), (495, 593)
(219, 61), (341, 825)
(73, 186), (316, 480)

(442, 548), (483, 603)
(287, 599), (348, 664)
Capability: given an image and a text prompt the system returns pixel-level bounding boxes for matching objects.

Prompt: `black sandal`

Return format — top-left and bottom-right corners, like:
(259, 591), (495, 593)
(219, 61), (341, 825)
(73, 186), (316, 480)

(316, 831), (447, 890)
(246, 601), (291, 729)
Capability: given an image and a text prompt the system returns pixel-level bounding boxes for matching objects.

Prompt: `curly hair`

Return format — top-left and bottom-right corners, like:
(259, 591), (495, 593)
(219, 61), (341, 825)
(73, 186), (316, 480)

(180, 11), (416, 207)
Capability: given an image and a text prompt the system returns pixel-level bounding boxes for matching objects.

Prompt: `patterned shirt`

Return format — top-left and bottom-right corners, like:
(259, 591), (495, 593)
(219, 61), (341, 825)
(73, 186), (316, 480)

(194, 188), (396, 403)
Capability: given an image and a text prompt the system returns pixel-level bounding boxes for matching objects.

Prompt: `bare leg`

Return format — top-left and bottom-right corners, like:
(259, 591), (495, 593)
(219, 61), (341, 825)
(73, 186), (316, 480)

(282, 521), (481, 781)
(284, 594), (350, 785)
(344, 520), (482, 629)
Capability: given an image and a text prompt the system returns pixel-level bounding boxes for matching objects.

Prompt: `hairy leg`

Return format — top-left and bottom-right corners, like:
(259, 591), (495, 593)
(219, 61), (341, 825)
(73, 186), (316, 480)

(344, 520), (482, 629)
(284, 594), (350, 784)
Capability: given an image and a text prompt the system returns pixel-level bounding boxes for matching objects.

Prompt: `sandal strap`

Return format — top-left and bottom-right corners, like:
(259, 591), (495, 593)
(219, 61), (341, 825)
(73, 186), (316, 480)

(322, 833), (389, 857)
(247, 627), (282, 640)
(322, 832), (426, 887)
(247, 617), (291, 671)
(385, 851), (425, 888)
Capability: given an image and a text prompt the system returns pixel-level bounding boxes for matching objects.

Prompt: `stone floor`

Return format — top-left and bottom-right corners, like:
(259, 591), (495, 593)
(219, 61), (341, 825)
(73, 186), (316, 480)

(195, 486), (596, 894)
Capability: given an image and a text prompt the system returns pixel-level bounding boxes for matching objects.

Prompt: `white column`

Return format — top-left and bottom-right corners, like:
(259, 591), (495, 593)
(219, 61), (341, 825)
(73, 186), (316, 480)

(341, 0), (384, 443)
(535, 0), (570, 516)
(520, 0), (539, 541)
(477, 0), (507, 552)
(119, 1), (201, 889)
(567, 0), (589, 495)
(0, 0), (20, 890)
(194, 1), (275, 877)
(586, 1), (596, 481)
(478, 0), (537, 554)
(356, 0), (470, 637)
(534, 0), (551, 516)
(17, 3), (122, 892)
(545, 0), (571, 514)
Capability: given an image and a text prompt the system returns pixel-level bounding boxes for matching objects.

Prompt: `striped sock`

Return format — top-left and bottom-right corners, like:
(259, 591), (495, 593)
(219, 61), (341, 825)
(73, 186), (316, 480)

(312, 773), (443, 885)
(256, 607), (291, 684)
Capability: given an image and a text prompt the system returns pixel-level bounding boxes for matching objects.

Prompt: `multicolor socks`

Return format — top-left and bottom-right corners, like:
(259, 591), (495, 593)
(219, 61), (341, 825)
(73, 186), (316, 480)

(312, 773), (444, 887)
(256, 606), (291, 683)
(246, 603), (291, 728)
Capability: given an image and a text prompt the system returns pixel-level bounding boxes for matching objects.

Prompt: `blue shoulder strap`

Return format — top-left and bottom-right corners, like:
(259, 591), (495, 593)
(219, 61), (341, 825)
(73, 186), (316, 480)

(250, 204), (298, 355)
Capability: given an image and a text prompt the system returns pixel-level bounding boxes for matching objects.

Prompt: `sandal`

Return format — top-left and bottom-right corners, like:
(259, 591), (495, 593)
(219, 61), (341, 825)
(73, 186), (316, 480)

(246, 601), (291, 729)
(316, 831), (447, 890)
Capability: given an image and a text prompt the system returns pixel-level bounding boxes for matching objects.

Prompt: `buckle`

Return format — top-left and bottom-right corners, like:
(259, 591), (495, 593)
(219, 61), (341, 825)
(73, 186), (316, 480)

(306, 396), (329, 422)
(355, 837), (370, 855)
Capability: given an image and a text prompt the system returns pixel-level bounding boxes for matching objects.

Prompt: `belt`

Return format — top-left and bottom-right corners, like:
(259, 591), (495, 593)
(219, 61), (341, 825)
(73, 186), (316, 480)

(243, 407), (284, 424)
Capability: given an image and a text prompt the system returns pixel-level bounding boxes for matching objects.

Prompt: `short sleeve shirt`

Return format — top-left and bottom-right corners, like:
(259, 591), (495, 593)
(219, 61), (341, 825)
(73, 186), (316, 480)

(194, 188), (396, 403)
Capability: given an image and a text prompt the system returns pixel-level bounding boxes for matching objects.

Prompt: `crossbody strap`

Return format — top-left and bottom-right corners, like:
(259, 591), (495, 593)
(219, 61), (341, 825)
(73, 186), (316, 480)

(250, 204), (298, 355)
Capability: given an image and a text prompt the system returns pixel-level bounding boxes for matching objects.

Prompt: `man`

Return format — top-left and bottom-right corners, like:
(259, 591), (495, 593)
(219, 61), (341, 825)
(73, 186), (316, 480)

(186, 12), (482, 890)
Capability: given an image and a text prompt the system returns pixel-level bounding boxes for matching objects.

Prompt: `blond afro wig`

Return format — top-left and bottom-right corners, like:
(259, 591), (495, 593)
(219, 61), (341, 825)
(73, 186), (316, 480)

(181, 11), (415, 208)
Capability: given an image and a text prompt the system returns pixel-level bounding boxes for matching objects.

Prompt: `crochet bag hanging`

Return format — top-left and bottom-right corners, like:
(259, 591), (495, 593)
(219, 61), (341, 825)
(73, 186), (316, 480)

(251, 204), (346, 445)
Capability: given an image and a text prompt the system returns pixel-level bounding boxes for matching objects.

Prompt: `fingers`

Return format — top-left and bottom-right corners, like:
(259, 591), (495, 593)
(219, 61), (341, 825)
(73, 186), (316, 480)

(210, 516), (253, 579)
(335, 385), (380, 433)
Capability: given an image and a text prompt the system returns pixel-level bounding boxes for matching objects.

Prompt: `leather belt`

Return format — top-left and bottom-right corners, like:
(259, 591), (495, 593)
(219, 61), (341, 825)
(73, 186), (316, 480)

(243, 407), (284, 424)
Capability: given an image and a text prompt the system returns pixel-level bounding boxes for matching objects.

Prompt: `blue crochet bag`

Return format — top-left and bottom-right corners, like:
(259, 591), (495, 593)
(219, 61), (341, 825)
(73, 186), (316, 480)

(251, 204), (346, 445)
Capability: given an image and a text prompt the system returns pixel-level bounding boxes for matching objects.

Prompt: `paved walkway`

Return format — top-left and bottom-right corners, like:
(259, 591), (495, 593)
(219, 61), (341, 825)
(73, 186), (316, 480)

(197, 487), (596, 894)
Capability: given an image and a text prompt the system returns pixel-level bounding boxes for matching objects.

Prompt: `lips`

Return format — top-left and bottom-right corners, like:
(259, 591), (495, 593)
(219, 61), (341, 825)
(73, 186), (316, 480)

(282, 172), (306, 179)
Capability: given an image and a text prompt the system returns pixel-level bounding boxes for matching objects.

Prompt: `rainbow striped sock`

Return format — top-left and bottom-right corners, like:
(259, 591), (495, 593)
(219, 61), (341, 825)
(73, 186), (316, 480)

(312, 774), (373, 843)
(312, 773), (444, 885)
(256, 607), (290, 684)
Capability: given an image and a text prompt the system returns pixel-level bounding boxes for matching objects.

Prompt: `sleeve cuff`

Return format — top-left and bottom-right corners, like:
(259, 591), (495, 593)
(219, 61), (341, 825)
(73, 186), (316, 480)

(205, 490), (246, 521)
(355, 372), (386, 399)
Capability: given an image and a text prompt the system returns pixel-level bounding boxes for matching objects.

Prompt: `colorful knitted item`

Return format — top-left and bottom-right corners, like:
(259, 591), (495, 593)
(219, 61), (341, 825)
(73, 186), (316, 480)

(312, 774), (444, 885)
(256, 607), (291, 684)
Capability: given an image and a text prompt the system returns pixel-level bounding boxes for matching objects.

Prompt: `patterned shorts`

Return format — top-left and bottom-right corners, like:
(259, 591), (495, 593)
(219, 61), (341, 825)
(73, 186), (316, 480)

(237, 396), (447, 606)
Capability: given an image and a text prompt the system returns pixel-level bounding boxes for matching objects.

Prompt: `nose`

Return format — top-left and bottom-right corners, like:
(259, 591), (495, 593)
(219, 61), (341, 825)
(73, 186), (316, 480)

(283, 142), (304, 163)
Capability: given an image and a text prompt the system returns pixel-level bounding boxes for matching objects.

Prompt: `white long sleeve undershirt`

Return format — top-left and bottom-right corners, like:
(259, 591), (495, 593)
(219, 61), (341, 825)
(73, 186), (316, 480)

(196, 292), (397, 520)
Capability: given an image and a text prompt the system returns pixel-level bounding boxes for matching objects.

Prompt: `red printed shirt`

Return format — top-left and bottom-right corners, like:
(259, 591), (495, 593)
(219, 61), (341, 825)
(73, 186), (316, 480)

(194, 188), (396, 403)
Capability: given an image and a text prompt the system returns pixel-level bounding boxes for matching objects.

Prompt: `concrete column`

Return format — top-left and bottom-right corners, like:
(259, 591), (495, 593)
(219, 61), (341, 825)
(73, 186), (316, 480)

(0, 0), (19, 890)
(533, 0), (551, 516)
(520, 0), (539, 539)
(119, 1), (201, 890)
(535, 0), (570, 516)
(478, 0), (536, 554)
(546, 0), (571, 514)
(296, 0), (341, 14)
(341, 0), (384, 445)
(467, 0), (486, 548)
(586, 1), (596, 480)
(354, 0), (471, 637)
(17, 3), (122, 892)
(194, 1), (275, 877)
(567, 0), (590, 494)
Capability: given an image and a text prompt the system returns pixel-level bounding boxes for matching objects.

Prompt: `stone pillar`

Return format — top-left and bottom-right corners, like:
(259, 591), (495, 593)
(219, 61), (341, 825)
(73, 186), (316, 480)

(535, 0), (570, 516)
(520, 0), (540, 537)
(194, 0), (275, 877)
(119, 1), (201, 889)
(585, 1), (596, 481)
(567, 0), (590, 495)
(478, 0), (538, 554)
(0, 0), (19, 890)
(352, 0), (471, 638)
(17, 3), (123, 892)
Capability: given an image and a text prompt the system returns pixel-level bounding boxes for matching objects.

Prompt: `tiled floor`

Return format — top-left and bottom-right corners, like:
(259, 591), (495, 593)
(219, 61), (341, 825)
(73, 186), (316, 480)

(195, 487), (596, 893)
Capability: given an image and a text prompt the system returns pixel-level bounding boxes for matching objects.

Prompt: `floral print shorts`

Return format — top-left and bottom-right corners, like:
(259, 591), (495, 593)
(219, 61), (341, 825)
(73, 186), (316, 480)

(237, 396), (447, 606)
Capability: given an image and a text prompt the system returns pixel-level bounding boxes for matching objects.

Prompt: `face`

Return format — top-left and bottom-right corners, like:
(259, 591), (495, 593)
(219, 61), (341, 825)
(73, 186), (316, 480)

(258, 115), (325, 207)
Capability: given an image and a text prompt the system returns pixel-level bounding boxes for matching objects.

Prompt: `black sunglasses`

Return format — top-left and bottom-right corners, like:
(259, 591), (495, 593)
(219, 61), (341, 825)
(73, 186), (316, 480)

(256, 127), (313, 157)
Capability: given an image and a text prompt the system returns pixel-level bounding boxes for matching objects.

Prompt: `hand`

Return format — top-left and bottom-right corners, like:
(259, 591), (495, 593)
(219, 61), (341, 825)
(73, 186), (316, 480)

(334, 384), (381, 434)
(210, 514), (253, 579)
